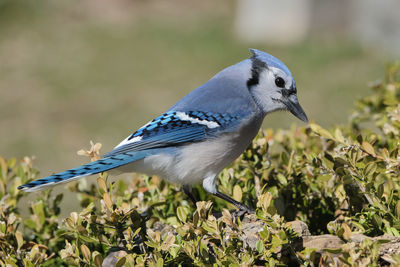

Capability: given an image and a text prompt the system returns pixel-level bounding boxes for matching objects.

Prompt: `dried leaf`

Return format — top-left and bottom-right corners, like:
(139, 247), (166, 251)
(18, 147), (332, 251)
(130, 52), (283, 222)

(396, 202), (400, 218)
(341, 223), (352, 240)
(310, 123), (333, 139)
(233, 185), (242, 202)
(0, 157), (7, 178)
(103, 193), (113, 211)
(80, 244), (91, 261)
(258, 192), (272, 212)
(97, 177), (107, 193)
(221, 209), (233, 226)
(94, 253), (103, 267)
(71, 212), (78, 224)
(362, 141), (376, 157)
(93, 142), (102, 152)
(77, 141), (102, 161)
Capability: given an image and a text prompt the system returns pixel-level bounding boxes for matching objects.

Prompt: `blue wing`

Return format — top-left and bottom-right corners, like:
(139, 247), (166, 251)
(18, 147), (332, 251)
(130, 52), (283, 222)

(104, 111), (242, 157)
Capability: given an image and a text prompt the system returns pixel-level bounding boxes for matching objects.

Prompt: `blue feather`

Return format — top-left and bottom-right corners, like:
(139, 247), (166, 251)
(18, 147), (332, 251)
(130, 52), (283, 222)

(17, 150), (155, 192)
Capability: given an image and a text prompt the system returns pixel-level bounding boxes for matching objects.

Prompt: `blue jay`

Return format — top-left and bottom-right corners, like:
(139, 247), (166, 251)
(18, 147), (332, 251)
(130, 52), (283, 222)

(18, 49), (307, 213)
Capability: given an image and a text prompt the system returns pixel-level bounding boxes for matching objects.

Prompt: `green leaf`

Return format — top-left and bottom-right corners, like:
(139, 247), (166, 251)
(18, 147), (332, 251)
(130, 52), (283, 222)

(32, 200), (45, 225)
(277, 174), (287, 186)
(255, 240), (264, 253)
(15, 231), (23, 250)
(177, 206), (187, 223)
(364, 162), (377, 178)
(323, 248), (342, 254)
(115, 257), (126, 267)
(310, 123), (333, 139)
(155, 258), (164, 267)
(377, 183), (384, 199)
(78, 234), (101, 244)
(23, 218), (37, 230)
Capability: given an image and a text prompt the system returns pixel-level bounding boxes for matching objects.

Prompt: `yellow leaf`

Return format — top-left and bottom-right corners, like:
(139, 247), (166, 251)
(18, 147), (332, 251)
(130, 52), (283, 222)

(334, 128), (345, 143)
(80, 244), (91, 261)
(396, 201), (400, 218)
(0, 157), (7, 173)
(103, 193), (113, 211)
(341, 223), (352, 240)
(258, 192), (272, 212)
(15, 231), (23, 250)
(233, 185), (242, 202)
(362, 141), (376, 157)
(0, 180), (4, 195)
(156, 258), (164, 267)
(97, 177), (107, 193)
(309, 123), (333, 139)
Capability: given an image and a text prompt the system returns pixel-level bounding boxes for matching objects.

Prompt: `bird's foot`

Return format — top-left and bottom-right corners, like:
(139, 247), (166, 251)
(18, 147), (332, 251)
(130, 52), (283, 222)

(231, 206), (254, 220)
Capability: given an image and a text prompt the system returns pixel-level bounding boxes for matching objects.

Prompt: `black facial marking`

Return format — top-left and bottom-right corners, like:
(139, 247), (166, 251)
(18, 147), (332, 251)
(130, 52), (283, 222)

(291, 84), (297, 94)
(281, 87), (296, 98)
(247, 55), (268, 89)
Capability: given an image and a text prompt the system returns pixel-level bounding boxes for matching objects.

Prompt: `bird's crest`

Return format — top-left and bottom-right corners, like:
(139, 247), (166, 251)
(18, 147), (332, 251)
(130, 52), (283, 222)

(249, 48), (292, 77)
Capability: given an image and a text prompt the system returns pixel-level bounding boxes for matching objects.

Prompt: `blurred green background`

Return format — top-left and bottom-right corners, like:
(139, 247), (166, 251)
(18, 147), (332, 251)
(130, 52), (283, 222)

(0, 0), (387, 180)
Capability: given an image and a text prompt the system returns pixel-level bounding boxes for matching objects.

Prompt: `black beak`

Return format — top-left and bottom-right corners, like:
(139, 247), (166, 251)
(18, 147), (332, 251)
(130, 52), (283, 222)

(284, 98), (308, 123)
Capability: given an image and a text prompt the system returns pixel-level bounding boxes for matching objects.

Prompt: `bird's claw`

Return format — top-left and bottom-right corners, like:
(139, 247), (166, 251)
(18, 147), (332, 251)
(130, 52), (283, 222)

(231, 207), (254, 220)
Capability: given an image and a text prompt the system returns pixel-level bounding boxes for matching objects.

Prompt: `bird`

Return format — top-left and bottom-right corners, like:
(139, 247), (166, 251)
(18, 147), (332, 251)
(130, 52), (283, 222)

(18, 49), (308, 213)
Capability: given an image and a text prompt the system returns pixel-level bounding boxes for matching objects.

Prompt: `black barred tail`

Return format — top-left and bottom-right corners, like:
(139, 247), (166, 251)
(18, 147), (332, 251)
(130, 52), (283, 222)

(18, 151), (149, 192)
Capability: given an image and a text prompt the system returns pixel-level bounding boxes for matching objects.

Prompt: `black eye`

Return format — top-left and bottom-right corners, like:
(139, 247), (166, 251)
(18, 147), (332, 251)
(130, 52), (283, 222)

(275, 77), (285, 88)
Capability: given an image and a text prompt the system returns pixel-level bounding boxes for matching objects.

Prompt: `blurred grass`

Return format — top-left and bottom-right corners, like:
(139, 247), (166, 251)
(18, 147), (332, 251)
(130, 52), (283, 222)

(0, 0), (385, 180)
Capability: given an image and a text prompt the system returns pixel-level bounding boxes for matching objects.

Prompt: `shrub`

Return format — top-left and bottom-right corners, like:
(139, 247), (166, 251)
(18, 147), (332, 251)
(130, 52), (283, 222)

(1, 63), (400, 266)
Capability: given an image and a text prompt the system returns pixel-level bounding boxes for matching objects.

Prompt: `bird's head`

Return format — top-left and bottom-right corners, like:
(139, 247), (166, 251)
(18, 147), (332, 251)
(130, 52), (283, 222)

(246, 49), (308, 123)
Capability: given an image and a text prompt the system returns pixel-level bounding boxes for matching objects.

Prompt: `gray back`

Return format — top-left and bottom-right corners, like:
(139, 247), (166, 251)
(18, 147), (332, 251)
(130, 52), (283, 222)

(169, 59), (261, 116)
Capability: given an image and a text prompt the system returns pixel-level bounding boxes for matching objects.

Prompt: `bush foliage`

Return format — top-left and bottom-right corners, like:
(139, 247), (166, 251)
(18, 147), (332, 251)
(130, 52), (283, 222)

(1, 63), (400, 266)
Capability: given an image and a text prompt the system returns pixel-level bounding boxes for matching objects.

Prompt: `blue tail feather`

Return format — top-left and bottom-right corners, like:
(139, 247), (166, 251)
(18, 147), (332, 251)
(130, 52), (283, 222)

(18, 151), (151, 192)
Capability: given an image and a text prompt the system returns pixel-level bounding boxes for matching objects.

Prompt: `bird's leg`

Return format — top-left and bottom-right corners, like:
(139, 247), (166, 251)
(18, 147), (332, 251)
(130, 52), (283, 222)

(202, 176), (253, 214)
(214, 191), (253, 214)
(183, 184), (197, 205)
